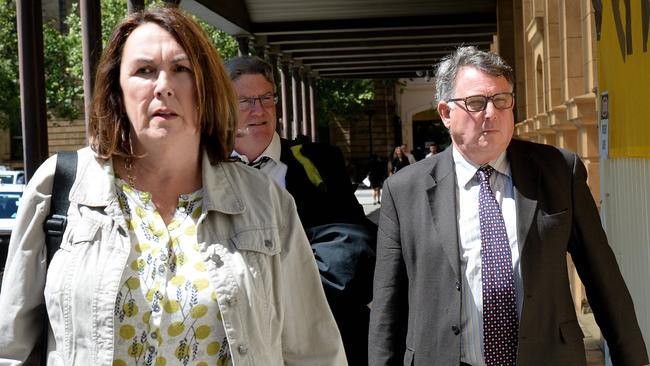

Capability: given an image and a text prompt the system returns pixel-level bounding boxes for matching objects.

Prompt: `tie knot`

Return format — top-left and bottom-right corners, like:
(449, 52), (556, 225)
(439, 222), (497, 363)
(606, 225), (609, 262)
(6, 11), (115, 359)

(248, 156), (271, 169)
(477, 165), (495, 182)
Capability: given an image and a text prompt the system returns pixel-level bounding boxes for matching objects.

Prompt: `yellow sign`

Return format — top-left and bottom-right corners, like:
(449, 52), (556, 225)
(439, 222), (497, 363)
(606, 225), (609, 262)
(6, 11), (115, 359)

(596, 0), (650, 157)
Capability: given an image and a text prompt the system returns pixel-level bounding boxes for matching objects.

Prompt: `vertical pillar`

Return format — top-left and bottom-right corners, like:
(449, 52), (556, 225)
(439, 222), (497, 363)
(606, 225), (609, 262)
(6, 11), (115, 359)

(280, 59), (291, 139)
(17, 0), (48, 180)
(301, 72), (310, 138)
(80, 0), (102, 132)
(291, 65), (301, 140)
(236, 36), (249, 56)
(127, 0), (144, 13)
(254, 45), (266, 58)
(269, 54), (283, 135)
(309, 77), (317, 142)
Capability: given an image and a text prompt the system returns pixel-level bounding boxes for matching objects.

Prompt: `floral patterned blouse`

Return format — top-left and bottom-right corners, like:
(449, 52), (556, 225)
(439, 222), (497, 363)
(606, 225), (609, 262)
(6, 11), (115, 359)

(112, 178), (232, 366)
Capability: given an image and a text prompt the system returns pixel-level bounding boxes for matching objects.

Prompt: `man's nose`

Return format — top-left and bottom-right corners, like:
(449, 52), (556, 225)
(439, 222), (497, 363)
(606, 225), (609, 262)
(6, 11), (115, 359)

(250, 99), (265, 114)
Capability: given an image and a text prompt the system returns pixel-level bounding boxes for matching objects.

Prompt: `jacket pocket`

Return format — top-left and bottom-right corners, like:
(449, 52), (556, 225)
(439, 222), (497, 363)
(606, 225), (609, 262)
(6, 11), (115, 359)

(231, 227), (281, 255)
(539, 209), (570, 243)
(559, 320), (584, 343)
(229, 227), (281, 303)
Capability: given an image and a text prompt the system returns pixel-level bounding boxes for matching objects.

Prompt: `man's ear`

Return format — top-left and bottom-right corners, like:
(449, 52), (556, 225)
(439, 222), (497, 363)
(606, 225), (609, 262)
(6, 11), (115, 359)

(437, 101), (452, 129)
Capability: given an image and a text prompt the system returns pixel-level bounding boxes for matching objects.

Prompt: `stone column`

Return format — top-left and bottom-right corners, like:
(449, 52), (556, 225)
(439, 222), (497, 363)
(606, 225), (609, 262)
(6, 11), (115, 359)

(301, 71), (310, 138)
(291, 64), (301, 140)
(236, 36), (249, 56)
(309, 77), (317, 142)
(279, 58), (291, 139)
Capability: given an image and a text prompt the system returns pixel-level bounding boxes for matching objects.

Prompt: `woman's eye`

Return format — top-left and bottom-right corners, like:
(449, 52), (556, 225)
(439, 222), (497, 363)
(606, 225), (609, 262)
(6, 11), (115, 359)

(135, 67), (153, 75)
(175, 65), (192, 73)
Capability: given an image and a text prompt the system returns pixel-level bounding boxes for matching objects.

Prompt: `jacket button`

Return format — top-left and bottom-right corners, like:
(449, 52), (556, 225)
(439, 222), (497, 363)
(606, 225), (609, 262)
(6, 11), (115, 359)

(451, 325), (460, 335)
(264, 239), (272, 248)
(455, 280), (461, 291)
(238, 344), (248, 355)
(226, 297), (237, 307)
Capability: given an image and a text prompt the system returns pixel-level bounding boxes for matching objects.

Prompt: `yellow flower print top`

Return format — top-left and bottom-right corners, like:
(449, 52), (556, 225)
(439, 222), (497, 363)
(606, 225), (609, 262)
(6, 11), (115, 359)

(113, 179), (232, 366)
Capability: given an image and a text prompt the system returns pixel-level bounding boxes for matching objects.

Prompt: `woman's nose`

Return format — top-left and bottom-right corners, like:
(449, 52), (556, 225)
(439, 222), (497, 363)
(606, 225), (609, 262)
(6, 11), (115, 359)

(154, 72), (173, 97)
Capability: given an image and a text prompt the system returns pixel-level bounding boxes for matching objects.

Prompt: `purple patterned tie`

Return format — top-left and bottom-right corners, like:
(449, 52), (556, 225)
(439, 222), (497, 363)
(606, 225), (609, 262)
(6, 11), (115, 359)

(478, 165), (518, 366)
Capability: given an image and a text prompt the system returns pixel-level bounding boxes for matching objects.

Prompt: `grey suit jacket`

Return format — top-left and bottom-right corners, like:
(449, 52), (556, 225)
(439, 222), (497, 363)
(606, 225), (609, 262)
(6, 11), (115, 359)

(369, 139), (648, 366)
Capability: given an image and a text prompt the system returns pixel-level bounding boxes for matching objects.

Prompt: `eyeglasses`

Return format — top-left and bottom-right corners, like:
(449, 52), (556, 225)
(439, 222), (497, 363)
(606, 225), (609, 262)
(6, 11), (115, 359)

(447, 92), (514, 112)
(238, 93), (278, 111)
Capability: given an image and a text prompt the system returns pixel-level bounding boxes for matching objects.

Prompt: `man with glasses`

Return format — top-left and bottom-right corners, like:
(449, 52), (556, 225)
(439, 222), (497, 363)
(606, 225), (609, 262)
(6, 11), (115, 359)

(225, 56), (375, 366)
(369, 46), (647, 366)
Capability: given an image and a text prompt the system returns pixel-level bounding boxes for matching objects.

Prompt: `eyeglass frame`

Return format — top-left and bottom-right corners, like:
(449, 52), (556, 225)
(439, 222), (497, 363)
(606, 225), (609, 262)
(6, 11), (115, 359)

(238, 93), (279, 111)
(446, 92), (515, 112)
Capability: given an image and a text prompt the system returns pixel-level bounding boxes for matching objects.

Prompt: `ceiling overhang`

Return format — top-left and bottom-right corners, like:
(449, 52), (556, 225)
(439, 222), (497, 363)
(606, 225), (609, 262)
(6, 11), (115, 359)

(182, 0), (498, 79)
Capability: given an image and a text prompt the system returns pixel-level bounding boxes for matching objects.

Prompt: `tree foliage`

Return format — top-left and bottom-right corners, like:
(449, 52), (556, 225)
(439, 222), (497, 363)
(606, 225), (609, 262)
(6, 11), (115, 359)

(0, 0), (370, 135)
(315, 79), (375, 127)
(0, 0), (237, 129)
(0, 0), (19, 130)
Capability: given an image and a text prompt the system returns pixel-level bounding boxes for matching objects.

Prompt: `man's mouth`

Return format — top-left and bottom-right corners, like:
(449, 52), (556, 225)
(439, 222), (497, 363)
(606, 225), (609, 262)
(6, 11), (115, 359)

(247, 121), (268, 127)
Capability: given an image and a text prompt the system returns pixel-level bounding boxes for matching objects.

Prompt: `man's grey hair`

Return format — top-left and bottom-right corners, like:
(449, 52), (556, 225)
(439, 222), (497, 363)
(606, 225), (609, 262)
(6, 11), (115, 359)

(434, 46), (514, 103)
(224, 55), (276, 90)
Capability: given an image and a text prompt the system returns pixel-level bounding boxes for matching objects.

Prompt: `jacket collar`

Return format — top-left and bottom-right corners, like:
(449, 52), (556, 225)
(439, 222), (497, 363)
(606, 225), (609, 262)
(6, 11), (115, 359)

(68, 147), (245, 215)
(507, 139), (539, 249)
(426, 147), (461, 277)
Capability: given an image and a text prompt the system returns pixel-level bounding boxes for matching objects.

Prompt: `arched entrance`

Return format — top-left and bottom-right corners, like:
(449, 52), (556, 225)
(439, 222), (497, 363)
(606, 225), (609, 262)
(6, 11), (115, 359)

(410, 107), (450, 160)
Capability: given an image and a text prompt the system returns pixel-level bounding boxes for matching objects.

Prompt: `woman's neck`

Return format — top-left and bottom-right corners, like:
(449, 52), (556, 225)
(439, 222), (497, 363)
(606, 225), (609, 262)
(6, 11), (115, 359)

(116, 147), (202, 224)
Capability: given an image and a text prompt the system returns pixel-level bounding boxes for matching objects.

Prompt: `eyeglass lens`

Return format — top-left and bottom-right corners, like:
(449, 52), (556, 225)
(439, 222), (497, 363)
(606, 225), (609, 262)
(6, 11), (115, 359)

(464, 93), (513, 111)
(239, 94), (277, 110)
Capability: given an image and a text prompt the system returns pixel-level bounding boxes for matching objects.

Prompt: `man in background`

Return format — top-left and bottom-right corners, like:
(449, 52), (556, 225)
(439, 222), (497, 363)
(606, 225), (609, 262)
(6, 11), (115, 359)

(425, 143), (438, 158)
(225, 56), (375, 366)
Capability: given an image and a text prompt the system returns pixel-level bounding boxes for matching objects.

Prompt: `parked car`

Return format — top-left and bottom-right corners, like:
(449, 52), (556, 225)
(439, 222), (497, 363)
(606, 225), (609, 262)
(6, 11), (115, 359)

(0, 183), (24, 277)
(0, 170), (25, 184)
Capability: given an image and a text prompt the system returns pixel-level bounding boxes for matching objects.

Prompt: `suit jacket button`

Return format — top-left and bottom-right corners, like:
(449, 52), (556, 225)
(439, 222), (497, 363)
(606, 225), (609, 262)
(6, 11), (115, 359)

(455, 280), (461, 291)
(451, 325), (460, 335)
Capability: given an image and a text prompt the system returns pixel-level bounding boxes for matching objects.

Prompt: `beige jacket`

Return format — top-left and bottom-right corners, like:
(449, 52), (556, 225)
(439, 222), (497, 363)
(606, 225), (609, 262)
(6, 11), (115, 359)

(0, 147), (346, 366)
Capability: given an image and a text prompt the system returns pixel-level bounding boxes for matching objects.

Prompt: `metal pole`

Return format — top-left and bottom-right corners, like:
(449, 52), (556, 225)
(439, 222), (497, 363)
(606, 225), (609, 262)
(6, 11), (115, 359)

(237, 36), (249, 56)
(301, 72), (309, 138)
(269, 54), (283, 135)
(280, 60), (291, 139)
(80, 0), (102, 135)
(291, 65), (300, 140)
(127, 0), (145, 13)
(309, 78), (317, 142)
(368, 111), (374, 157)
(16, 0), (48, 180)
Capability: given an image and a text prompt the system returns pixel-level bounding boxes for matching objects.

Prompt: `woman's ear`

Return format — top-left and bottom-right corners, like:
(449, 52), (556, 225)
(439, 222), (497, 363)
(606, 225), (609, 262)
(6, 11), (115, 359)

(438, 101), (452, 129)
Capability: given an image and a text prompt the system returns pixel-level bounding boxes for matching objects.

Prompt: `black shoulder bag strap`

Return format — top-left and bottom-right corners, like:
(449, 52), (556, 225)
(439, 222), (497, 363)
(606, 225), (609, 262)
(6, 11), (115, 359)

(31, 151), (77, 366)
(44, 151), (77, 264)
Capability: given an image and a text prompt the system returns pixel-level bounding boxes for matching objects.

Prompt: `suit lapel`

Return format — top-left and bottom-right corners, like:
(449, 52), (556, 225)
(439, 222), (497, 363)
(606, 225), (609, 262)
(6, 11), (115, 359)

(508, 140), (539, 251)
(426, 148), (461, 277)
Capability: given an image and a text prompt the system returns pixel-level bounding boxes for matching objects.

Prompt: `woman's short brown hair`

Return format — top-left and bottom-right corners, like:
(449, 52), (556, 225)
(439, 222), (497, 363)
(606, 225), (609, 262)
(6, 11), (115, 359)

(89, 6), (237, 163)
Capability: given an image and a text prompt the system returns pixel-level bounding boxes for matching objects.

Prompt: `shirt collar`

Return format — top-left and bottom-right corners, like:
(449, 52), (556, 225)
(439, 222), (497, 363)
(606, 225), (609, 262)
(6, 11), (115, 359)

(231, 132), (282, 164)
(452, 145), (510, 189)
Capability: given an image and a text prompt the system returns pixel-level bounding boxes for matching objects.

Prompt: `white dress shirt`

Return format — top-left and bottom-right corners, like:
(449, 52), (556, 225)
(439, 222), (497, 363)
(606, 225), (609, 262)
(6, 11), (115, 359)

(453, 147), (523, 366)
(232, 132), (288, 188)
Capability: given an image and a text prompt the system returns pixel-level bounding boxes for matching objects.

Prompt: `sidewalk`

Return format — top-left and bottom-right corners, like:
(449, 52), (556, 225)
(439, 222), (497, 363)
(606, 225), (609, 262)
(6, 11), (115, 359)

(355, 187), (380, 224)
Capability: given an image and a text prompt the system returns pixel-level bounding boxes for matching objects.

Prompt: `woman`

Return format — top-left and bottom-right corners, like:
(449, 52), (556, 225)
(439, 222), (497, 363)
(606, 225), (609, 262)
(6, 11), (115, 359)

(0, 7), (345, 366)
(367, 154), (385, 205)
(389, 146), (410, 176)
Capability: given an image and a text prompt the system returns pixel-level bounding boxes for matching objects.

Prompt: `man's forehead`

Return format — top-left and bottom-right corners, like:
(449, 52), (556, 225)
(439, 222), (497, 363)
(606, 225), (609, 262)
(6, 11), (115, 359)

(233, 74), (274, 95)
